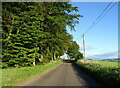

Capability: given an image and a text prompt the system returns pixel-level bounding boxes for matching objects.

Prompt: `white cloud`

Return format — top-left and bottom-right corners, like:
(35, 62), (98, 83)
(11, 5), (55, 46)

(86, 51), (119, 60)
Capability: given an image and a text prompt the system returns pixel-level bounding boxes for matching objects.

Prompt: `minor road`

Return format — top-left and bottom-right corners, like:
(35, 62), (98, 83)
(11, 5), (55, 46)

(21, 61), (101, 87)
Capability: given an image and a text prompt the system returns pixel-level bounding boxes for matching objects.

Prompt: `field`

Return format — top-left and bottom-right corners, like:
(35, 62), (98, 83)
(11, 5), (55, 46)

(80, 59), (119, 67)
(2, 61), (61, 86)
(76, 59), (120, 86)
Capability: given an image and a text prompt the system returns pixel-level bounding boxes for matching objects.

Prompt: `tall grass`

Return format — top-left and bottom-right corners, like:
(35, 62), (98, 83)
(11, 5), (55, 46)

(2, 61), (61, 86)
(76, 59), (120, 86)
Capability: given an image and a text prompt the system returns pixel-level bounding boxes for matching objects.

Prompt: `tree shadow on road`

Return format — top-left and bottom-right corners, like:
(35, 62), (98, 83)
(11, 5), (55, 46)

(71, 63), (102, 88)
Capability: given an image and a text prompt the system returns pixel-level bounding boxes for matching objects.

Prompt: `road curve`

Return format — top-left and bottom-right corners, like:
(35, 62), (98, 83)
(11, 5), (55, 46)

(21, 62), (101, 87)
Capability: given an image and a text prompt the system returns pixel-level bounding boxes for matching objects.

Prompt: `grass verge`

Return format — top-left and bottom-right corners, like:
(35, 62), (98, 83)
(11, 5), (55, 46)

(2, 60), (61, 86)
(75, 59), (120, 86)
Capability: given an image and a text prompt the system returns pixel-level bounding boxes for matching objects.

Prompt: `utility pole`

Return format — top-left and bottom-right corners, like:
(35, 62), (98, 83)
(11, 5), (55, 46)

(82, 33), (86, 59)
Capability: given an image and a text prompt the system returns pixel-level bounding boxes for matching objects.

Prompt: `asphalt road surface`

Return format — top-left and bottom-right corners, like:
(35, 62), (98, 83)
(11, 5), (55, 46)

(21, 61), (101, 87)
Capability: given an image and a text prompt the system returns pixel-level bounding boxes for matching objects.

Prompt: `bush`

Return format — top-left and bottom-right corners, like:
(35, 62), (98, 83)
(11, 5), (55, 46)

(57, 58), (62, 61)
(75, 61), (120, 86)
(38, 59), (50, 65)
(2, 63), (8, 68)
(21, 62), (32, 67)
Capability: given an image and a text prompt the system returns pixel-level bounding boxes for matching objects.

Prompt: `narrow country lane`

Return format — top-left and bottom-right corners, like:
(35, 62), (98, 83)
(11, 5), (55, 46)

(20, 61), (101, 87)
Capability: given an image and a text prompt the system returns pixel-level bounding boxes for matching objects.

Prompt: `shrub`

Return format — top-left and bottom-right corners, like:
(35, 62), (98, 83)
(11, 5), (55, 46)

(2, 63), (8, 68)
(38, 59), (50, 65)
(76, 61), (120, 86)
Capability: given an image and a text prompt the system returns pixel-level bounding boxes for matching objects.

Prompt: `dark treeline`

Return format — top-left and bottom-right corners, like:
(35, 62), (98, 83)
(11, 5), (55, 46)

(2, 2), (83, 68)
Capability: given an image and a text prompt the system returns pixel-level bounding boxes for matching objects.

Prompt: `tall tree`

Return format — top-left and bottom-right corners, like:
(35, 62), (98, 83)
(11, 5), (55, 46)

(66, 41), (83, 60)
(2, 2), (82, 67)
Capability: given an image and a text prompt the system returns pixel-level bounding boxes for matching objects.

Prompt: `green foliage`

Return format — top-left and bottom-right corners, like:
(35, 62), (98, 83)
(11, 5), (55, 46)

(2, 63), (8, 68)
(66, 41), (83, 60)
(76, 60), (120, 86)
(2, 2), (82, 67)
(76, 52), (83, 60)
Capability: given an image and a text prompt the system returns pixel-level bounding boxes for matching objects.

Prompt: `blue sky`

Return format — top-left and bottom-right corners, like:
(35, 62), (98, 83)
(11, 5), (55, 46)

(64, 2), (118, 60)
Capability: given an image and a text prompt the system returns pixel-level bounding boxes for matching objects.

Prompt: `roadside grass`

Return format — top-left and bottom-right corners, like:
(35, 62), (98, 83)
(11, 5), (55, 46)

(2, 61), (61, 86)
(76, 59), (120, 86)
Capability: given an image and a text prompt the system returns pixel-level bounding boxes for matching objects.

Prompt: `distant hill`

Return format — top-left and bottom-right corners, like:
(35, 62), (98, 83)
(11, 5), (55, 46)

(102, 58), (120, 62)
(86, 57), (120, 62)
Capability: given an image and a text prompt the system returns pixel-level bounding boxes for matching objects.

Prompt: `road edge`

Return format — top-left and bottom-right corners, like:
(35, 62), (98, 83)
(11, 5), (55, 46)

(16, 61), (63, 86)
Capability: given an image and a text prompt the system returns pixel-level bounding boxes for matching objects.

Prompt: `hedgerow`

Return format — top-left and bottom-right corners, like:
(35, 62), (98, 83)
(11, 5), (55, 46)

(76, 60), (120, 86)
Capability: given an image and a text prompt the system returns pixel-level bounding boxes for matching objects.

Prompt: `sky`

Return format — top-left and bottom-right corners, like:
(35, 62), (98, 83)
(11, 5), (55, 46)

(62, 2), (118, 60)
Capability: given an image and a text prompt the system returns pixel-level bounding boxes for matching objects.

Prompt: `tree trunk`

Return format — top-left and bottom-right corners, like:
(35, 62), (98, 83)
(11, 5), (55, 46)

(16, 29), (19, 34)
(54, 53), (56, 61)
(8, 17), (14, 39)
(8, 32), (11, 39)
(52, 57), (54, 61)
(52, 53), (55, 61)
(41, 55), (43, 59)
(33, 54), (36, 66)
(33, 53), (35, 66)
(33, 61), (35, 66)
(58, 56), (60, 58)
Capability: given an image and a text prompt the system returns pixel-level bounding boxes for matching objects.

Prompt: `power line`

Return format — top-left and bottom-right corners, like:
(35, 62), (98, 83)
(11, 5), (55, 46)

(93, 0), (119, 26)
(75, 35), (82, 40)
(84, 0), (117, 35)
(84, 0), (119, 35)
(75, 0), (119, 40)
(93, 0), (114, 25)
